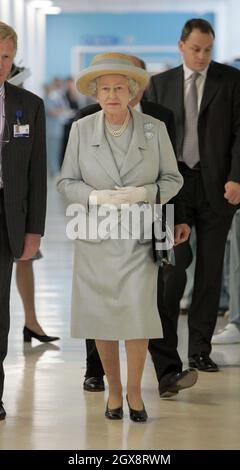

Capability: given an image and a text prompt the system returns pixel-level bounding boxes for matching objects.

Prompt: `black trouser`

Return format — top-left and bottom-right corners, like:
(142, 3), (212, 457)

(85, 267), (182, 383)
(164, 165), (233, 357)
(0, 190), (14, 403)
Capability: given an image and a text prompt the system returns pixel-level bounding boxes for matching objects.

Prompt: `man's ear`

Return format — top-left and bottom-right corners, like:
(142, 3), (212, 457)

(178, 40), (184, 54)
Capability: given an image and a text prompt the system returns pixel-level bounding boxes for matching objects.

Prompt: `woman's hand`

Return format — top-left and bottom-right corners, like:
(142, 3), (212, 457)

(89, 187), (148, 207)
(89, 189), (119, 206)
(114, 186), (148, 204)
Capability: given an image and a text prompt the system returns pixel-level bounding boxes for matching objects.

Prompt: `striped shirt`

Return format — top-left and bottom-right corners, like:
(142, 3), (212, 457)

(0, 83), (5, 188)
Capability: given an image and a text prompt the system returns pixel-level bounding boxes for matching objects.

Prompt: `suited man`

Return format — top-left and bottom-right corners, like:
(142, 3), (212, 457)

(0, 22), (47, 420)
(73, 54), (197, 397)
(149, 18), (240, 371)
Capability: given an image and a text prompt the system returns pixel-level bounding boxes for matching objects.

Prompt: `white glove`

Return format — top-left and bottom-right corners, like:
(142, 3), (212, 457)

(89, 189), (118, 206)
(114, 186), (148, 204)
(89, 187), (148, 208)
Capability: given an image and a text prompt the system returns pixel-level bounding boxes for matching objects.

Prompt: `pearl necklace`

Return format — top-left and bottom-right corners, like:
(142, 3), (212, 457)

(105, 111), (130, 137)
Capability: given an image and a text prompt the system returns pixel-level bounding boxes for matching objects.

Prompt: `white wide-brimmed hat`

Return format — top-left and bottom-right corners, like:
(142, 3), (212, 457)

(76, 52), (149, 96)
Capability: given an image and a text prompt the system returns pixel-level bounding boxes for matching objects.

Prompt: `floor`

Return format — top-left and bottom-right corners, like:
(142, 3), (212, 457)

(0, 180), (240, 450)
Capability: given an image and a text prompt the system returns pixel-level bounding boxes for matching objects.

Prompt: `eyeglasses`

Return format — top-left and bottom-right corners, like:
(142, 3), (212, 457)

(0, 117), (10, 144)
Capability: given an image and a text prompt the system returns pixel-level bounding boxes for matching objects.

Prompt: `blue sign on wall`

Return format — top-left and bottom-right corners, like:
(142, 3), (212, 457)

(46, 12), (215, 80)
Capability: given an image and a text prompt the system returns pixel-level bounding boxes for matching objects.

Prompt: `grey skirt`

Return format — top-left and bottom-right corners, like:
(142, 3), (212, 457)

(70, 237), (162, 340)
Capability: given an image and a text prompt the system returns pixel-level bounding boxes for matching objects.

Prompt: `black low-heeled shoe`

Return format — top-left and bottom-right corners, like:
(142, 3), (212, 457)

(105, 402), (123, 420)
(126, 395), (148, 422)
(23, 326), (60, 343)
(0, 402), (6, 421)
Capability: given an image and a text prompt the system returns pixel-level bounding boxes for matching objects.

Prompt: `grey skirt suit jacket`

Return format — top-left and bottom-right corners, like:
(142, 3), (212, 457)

(57, 108), (183, 340)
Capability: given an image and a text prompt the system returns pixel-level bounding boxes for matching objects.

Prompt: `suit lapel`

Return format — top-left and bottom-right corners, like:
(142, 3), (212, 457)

(120, 108), (146, 178)
(171, 67), (184, 156)
(2, 83), (22, 173)
(4, 83), (20, 139)
(91, 110), (122, 186)
(199, 62), (220, 115)
(171, 66), (184, 120)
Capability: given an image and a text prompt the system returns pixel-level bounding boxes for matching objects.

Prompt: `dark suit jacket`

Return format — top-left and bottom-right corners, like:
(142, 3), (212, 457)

(74, 100), (185, 224)
(2, 82), (47, 258)
(149, 61), (240, 216)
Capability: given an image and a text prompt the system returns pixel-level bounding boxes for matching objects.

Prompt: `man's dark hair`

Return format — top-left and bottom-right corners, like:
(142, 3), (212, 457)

(180, 18), (215, 41)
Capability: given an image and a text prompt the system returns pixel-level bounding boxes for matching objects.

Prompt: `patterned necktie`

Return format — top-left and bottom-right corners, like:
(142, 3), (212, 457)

(182, 72), (200, 168)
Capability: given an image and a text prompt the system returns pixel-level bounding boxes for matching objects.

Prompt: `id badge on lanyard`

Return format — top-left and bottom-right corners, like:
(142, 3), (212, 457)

(13, 110), (29, 138)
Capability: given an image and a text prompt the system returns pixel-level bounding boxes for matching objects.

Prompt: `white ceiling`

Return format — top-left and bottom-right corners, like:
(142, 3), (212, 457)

(25, 0), (226, 13)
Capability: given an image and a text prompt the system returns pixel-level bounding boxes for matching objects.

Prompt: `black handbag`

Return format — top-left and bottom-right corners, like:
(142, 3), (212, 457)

(152, 186), (175, 267)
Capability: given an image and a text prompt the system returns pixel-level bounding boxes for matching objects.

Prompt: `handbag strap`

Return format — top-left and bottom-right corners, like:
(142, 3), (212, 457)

(156, 184), (161, 205)
(156, 184), (167, 229)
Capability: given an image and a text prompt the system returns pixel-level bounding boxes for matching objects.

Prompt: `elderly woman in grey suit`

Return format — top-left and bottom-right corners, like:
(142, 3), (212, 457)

(57, 52), (183, 422)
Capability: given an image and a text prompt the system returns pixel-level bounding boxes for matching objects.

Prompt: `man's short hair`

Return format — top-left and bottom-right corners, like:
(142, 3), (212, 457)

(0, 21), (17, 53)
(180, 18), (215, 42)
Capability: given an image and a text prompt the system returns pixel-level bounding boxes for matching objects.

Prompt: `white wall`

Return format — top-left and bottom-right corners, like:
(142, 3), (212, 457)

(1, 0), (240, 96)
(225, 0), (240, 62)
(0, 0), (46, 96)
